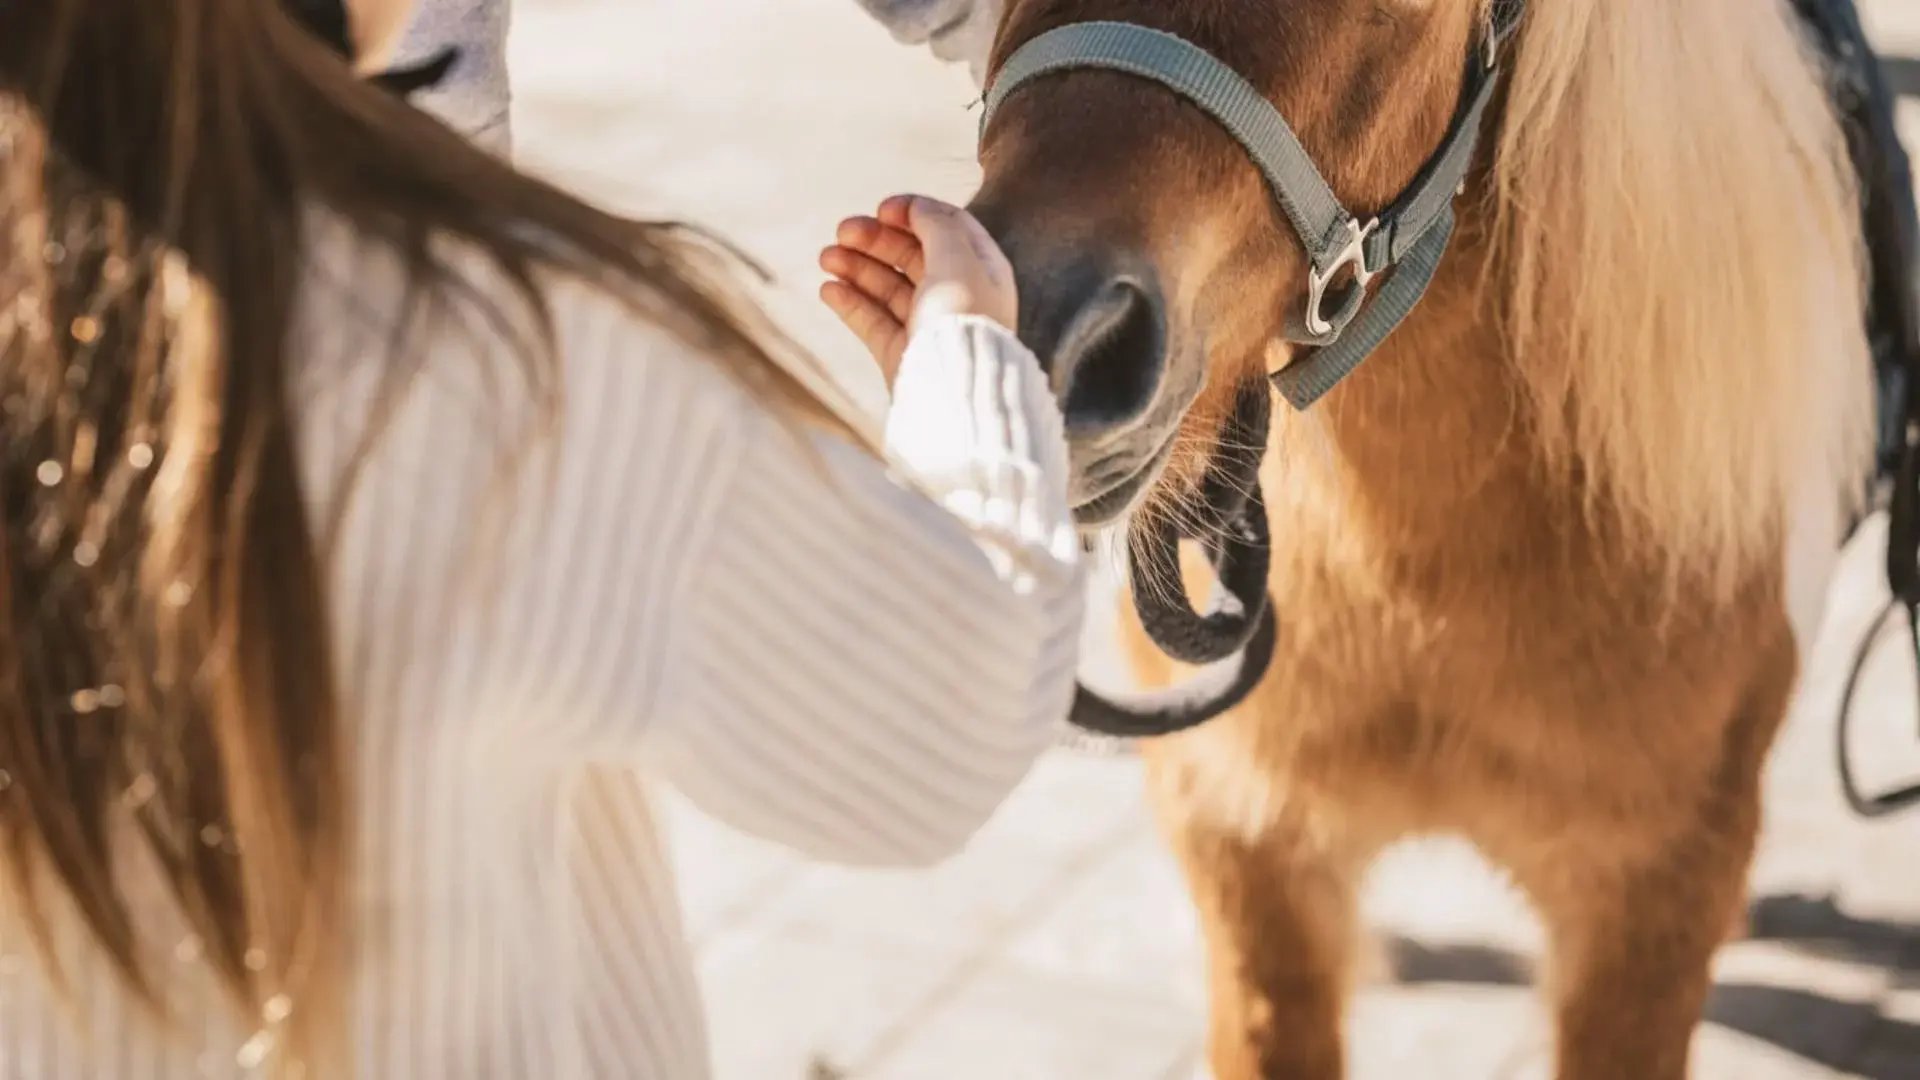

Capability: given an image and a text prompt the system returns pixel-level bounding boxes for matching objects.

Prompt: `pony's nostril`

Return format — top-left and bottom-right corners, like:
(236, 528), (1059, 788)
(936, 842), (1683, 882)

(1054, 279), (1165, 435)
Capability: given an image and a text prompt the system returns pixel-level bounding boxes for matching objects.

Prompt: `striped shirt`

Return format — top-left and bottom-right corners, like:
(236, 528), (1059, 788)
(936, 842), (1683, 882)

(0, 222), (1081, 1076)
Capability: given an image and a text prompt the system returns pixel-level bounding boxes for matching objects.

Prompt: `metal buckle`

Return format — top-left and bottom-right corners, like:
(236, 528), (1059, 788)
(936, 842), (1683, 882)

(1305, 217), (1379, 338)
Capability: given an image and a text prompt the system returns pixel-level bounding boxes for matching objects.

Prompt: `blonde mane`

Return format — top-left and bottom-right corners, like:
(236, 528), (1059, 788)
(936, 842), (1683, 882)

(1491, 0), (1872, 588)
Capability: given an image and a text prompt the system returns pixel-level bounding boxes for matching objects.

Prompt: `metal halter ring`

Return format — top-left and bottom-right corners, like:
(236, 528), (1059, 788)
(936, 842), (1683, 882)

(1304, 217), (1380, 339)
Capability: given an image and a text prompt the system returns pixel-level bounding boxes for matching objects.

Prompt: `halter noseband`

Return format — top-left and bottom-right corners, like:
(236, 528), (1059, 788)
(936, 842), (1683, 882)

(978, 7), (1526, 738)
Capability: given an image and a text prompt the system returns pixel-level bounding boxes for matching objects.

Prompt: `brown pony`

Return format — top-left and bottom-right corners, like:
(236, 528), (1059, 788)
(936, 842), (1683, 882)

(969, 1), (1871, 1077)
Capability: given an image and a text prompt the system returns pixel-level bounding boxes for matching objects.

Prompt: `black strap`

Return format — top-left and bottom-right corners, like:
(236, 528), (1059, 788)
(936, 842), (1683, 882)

(1068, 595), (1278, 739)
(1067, 385), (1279, 738)
(1793, 0), (1920, 817)
(1835, 598), (1920, 817)
(1128, 383), (1273, 664)
(1070, 386), (1278, 738)
(1845, 356), (1920, 817)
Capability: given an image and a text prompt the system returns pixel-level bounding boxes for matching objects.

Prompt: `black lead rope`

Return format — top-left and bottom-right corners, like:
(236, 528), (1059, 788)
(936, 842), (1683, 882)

(1128, 383), (1274, 666)
(1068, 386), (1279, 738)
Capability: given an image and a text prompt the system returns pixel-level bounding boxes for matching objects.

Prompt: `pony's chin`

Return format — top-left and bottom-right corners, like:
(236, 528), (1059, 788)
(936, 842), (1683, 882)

(1070, 433), (1177, 529)
(1072, 473), (1151, 529)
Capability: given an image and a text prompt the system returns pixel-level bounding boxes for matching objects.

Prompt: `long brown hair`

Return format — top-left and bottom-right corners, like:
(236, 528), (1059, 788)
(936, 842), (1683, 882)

(0, 0), (818, 1068)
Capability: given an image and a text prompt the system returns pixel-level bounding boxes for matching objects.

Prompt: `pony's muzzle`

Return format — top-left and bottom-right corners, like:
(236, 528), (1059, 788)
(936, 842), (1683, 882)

(1046, 274), (1165, 437)
(1016, 257), (1173, 522)
(1007, 250), (1167, 414)
(971, 196), (1179, 520)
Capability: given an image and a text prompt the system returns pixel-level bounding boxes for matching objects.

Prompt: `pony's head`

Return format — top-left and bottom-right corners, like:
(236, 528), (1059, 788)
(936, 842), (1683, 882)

(971, 0), (1489, 526)
(971, 0), (1871, 593)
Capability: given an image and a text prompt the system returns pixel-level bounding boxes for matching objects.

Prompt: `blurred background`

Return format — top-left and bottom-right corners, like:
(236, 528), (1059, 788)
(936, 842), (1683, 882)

(485, 3), (1920, 1077)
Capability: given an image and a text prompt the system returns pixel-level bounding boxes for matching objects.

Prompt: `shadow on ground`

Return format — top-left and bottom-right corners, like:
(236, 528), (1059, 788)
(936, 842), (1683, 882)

(1383, 893), (1920, 1080)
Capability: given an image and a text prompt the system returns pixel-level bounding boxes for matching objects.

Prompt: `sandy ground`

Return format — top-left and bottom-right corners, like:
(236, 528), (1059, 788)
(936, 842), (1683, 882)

(503, 3), (1920, 1077)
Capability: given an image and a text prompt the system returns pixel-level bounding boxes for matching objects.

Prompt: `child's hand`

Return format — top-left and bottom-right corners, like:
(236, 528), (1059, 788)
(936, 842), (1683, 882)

(820, 195), (1018, 386)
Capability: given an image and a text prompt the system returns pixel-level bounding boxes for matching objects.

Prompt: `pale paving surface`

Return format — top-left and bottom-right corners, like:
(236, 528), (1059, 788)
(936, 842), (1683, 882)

(507, 2), (1920, 1077)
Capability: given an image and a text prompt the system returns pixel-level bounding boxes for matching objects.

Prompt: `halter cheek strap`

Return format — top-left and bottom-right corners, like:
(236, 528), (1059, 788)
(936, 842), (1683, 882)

(979, 3), (1525, 407)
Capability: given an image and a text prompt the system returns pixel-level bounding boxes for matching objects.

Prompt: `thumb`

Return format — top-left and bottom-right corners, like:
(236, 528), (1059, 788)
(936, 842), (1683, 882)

(903, 196), (968, 240)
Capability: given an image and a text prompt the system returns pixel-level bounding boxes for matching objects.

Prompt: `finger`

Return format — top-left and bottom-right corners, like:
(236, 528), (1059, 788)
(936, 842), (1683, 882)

(880, 193), (965, 228)
(903, 196), (977, 248)
(822, 280), (909, 372)
(820, 280), (907, 360)
(819, 246), (915, 324)
(835, 216), (925, 282)
(902, 197), (1013, 300)
(877, 195), (916, 230)
(836, 216), (925, 281)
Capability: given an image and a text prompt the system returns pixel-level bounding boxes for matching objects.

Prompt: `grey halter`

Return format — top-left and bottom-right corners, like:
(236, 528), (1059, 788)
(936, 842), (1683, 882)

(980, 3), (1526, 406)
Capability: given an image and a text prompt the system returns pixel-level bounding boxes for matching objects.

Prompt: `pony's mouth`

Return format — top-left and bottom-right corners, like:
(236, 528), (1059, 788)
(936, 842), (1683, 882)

(1071, 435), (1177, 528)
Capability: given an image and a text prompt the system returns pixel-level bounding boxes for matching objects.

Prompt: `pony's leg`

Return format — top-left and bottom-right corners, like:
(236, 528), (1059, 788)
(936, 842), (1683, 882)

(1525, 822), (1750, 1080)
(1146, 748), (1367, 1080)
(1509, 658), (1793, 1080)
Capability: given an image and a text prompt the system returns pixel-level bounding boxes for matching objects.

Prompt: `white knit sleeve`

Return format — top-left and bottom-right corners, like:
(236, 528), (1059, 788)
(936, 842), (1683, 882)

(650, 314), (1082, 867)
